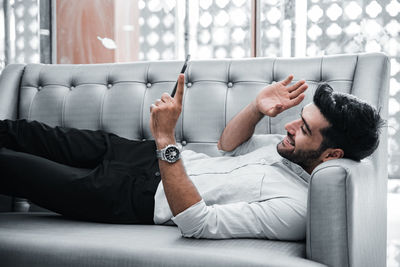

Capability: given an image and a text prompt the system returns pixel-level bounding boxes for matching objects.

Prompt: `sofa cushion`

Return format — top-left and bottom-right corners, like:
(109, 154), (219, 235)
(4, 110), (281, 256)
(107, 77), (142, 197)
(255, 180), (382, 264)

(0, 212), (326, 267)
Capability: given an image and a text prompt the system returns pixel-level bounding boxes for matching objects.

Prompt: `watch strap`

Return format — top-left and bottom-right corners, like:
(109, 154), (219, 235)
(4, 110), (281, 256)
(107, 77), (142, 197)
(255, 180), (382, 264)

(156, 149), (164, 160)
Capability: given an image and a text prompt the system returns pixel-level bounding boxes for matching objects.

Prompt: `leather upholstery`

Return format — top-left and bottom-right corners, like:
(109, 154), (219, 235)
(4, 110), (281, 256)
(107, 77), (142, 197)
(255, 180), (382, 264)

(0, 53), (389, 267)
(0, 212), (326, 267)
(0, 63), (26, 120)
(308, 159), (386, 267)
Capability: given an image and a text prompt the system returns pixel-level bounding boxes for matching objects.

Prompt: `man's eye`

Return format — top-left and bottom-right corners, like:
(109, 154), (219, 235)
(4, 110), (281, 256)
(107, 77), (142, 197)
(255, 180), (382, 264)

(301, 126), (307, 135)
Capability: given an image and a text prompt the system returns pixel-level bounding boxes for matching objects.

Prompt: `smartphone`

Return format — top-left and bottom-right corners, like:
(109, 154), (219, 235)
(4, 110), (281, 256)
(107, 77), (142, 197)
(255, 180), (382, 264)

(171, 54), (191, 97)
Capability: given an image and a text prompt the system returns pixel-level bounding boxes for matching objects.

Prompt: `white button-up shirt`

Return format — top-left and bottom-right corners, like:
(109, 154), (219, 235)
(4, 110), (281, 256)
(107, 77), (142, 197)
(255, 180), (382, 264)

(153, 134), (310, 240)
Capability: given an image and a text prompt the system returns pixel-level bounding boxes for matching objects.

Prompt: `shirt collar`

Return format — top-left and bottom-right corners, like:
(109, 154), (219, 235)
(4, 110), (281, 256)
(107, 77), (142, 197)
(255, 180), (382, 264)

(281, 158), (311, 183)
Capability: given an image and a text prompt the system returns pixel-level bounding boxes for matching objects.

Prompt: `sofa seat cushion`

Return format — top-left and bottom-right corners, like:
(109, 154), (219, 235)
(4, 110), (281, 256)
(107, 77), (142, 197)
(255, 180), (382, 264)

(0, 213), (326, 267)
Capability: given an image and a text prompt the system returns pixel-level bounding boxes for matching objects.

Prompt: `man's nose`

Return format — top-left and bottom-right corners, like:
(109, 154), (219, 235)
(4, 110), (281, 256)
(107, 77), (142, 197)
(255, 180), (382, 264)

(285, 119), (301, 135)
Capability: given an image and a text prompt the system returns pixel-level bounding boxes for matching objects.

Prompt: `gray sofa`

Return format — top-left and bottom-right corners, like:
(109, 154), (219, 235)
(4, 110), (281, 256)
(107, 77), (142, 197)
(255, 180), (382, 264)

(0, 53), (389, 267)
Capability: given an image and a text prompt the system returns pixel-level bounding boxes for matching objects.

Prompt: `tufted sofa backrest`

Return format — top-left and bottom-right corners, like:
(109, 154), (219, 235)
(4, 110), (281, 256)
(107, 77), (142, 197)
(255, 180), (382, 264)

(0, 53), (389, 180)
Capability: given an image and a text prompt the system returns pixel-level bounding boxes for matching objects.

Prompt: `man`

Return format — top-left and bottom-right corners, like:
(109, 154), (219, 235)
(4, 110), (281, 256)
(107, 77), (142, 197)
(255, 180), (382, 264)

(0, 74), (383, 240)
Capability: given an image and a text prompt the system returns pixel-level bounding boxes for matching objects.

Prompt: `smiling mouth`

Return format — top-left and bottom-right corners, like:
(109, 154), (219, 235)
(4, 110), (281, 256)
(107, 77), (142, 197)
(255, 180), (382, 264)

(284, 134), (295, 147)
(288, 136), (295, 145)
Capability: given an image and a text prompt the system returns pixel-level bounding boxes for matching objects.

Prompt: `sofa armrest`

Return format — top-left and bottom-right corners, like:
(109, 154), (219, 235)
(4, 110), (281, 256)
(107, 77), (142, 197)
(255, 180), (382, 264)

(0, 64), (26, 212)
(0, 64), (26, 119)
(306, 158), (386, 267)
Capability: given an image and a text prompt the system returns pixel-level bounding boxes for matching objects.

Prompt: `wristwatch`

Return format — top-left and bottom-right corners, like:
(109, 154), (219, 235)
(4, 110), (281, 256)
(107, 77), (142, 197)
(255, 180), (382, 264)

(156, 144), (181, 163)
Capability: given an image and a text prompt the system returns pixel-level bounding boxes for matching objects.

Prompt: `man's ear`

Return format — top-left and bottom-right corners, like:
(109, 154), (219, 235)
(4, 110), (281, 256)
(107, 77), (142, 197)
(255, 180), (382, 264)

(322, 148), (344, 162)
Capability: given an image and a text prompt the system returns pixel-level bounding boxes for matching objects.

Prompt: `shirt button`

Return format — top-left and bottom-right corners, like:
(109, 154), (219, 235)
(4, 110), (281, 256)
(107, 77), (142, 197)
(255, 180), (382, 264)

(294, 166), (303, 174)
(155, 171), (160, 177)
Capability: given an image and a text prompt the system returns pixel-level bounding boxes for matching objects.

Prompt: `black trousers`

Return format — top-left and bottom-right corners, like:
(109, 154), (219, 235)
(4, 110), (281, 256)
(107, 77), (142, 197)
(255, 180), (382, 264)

(0, 119), (161, 224)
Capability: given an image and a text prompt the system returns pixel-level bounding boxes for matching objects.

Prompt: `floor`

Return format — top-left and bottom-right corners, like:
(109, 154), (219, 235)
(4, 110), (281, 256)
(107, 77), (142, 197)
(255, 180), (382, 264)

(388, 179), (400, 267)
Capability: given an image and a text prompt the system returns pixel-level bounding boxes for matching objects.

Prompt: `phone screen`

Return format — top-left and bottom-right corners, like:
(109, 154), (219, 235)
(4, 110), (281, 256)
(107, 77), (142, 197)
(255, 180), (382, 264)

(171, 54), (191, 97)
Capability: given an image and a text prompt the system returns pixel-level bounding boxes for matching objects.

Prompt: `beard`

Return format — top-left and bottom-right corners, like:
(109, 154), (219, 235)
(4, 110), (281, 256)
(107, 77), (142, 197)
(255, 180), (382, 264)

(276, 140), (325, 172)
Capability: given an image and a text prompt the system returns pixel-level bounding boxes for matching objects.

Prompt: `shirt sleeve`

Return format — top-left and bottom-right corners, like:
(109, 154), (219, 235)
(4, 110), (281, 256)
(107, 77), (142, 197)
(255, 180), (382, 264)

(171, 197), (306, 240)
(218, 134), (284, 157)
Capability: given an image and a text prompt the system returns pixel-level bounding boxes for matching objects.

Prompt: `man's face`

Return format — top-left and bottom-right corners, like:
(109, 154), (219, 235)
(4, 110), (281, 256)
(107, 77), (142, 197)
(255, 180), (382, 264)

(277, 103), (331, 173)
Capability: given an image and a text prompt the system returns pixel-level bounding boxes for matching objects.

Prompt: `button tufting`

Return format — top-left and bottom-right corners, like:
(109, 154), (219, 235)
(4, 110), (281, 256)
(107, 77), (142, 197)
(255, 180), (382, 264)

(38, 86), (42, 90)
(187, 82), (192, 88)
(155, 171), (160, 177)
(181, 140), (187, 146)
(146, 83), (152, 88)
(142, 138), (147, 141)
(107, 84), (112, 88)
(227, 82), (233, 88)
(70, 86), (75, 90)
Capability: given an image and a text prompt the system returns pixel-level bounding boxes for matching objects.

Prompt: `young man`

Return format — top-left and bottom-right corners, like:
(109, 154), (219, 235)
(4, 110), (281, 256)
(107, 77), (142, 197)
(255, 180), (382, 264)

(0, 74), (383, 240)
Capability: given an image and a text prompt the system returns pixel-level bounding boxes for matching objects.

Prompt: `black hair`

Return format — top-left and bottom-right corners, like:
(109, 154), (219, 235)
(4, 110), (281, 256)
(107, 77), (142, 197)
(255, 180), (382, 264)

(313, 83), (385, 161)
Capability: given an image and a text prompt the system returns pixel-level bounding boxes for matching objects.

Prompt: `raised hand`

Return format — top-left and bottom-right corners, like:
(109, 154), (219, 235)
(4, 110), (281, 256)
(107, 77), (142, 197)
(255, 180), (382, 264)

(254, 75), (308, 117)
(150, 74), (184, 145)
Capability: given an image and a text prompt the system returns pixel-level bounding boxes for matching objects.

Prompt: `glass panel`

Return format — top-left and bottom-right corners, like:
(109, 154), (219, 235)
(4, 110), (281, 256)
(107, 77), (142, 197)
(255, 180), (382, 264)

(188, 0), (251, 59)
(13, 0), (40, 63)
(0, 0), (5, 71)
(138, 0), (180, 60)
(0, 0), (41, 68)
(259, 0), (286, 57)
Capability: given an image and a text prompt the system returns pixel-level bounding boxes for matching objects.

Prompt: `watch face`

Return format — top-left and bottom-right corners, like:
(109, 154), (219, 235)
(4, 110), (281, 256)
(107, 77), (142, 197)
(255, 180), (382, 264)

(165, 146), (180, 163)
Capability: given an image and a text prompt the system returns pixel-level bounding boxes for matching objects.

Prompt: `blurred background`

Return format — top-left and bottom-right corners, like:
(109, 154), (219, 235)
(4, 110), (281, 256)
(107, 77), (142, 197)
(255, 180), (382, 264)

(0, 0), (399, 265)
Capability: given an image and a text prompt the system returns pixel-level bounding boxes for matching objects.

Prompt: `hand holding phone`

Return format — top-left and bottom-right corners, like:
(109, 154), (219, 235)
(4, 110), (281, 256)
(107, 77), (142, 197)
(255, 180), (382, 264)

(171, 54), (191, 97)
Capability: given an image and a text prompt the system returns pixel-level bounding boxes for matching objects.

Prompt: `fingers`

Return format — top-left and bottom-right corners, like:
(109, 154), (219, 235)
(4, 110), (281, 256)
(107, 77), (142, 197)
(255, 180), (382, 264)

(281, 74), (294, 86)
(153, 93), (173, 109)
(288, 93), (306, 107)
(161, 92), (173, 103)
(289, 83), (308, 99)
(174, 74), (185, 105)
(288, 79), (306, 93)
(150, 103), (156, 113)
(150, 99), (163, 113)
(150, 80), (182, 113)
